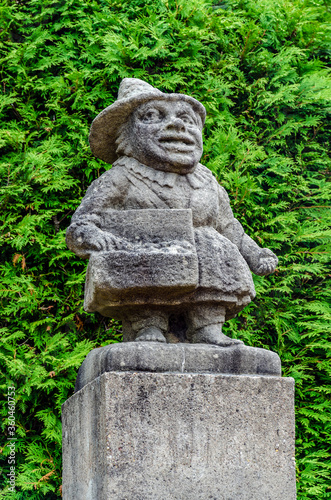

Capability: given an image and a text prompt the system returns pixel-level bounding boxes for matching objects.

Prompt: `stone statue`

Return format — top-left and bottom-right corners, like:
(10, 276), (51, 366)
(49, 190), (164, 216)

(66, 78), (278, 346)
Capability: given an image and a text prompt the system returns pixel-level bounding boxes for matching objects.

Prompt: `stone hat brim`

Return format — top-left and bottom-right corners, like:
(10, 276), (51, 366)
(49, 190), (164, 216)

(88, 91), (206, 164)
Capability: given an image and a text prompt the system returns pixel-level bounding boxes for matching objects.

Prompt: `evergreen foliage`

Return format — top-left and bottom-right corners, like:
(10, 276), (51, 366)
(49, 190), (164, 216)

(0, 0), (330, 497)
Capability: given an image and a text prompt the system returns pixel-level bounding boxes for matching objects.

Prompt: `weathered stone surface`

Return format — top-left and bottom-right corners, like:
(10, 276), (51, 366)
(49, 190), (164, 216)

(62, 372), (296, 500)
(66, 77), (279, 346)
(74, 342), (281, 392)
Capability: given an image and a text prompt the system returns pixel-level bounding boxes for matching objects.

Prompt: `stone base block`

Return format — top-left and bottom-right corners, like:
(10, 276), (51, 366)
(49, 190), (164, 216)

(62, 372), (296, 500)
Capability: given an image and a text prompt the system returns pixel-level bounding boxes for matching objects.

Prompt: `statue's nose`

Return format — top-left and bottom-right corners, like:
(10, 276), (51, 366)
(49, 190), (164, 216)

(165, 116), (186, 131)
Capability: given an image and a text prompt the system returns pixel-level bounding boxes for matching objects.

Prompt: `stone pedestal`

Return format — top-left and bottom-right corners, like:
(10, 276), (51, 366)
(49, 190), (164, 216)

(62, 344), (296, 500)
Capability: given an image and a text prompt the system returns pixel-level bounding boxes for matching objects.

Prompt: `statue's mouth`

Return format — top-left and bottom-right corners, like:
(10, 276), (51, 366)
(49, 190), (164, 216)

(158, 135), (195, 148)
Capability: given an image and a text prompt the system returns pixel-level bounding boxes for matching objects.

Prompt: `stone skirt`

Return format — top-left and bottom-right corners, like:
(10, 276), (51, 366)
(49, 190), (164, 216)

(191, 227), (255, 319)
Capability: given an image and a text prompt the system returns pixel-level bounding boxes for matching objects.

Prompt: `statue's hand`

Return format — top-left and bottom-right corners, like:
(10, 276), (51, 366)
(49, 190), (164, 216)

(252, 248), (278, 276)
(88, 231), (118, 252)
(67, 227), (119, 258)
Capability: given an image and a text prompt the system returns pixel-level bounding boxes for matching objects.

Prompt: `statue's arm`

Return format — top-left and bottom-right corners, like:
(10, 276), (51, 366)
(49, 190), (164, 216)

(66, 169), (127, 258)
(217, 186), (278, 276)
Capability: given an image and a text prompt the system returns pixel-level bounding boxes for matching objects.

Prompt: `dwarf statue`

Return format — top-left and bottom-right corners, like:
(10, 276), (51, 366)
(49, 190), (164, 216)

(66, 78), (278, 346)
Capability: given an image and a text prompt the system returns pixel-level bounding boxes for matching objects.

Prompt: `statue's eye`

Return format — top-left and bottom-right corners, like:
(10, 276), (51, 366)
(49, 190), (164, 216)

(141, 109), (163, 123)
(180, 114), (196, 125)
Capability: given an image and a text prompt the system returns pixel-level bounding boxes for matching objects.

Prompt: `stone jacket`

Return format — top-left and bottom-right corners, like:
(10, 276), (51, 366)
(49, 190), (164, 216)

(67, 156), (256, 317)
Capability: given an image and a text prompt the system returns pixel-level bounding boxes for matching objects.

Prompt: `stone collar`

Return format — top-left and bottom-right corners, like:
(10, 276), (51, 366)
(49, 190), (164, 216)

(114, 156), (207, 190)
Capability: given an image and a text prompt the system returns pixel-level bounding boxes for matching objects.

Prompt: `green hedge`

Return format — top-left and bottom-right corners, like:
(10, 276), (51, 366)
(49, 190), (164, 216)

(0, 0), (330, 497)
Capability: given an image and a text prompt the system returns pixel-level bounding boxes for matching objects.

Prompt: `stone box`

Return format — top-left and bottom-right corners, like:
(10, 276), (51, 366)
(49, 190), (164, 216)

(84, 209), (199, 315)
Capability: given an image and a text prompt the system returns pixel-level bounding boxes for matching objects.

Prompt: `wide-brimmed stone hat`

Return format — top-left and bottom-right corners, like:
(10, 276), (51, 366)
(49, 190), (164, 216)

(89, 78), (206, 164)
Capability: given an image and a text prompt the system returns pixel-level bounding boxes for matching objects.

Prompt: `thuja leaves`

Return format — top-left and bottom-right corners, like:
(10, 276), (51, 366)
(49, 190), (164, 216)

(0, 0), (330, 497)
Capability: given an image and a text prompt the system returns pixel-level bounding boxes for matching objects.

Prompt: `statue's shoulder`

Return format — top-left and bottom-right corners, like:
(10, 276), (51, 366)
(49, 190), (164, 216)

(99, 161), (129, 182)
(196, 163), (222, 187)
(196, 163), (215, 178)
(197, 164), (230, 201)
(85, 160), (130, 195)
(196, 163), (224, 186)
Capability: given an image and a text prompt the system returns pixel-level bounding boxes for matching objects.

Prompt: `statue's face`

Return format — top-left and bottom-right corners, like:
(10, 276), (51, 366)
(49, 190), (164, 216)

(129, 99), (203, 173)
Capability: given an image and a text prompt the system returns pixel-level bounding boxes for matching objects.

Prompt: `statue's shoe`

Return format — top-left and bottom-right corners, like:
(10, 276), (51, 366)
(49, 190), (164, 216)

(193, 324), (243, 347)
(135, 326), (166, 343)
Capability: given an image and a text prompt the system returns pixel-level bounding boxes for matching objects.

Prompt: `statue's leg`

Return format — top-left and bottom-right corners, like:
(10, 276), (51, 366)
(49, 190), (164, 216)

(122, 307), (168, 343)
(186, 304), (243, 346)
